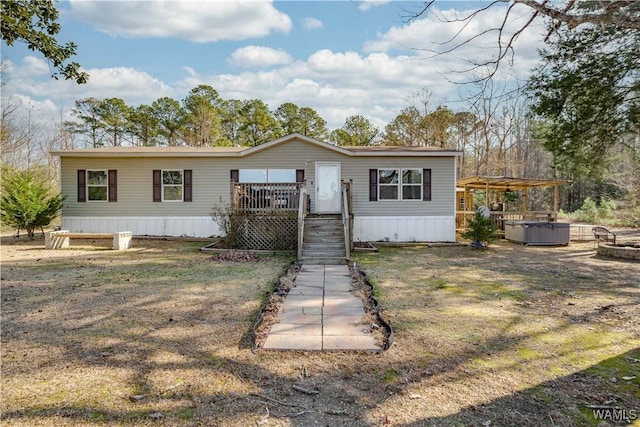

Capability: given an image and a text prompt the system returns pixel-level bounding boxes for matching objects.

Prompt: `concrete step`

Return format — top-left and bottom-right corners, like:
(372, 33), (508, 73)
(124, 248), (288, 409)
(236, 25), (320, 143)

(302, 250), (346, 258)
(299, 257), (347, 265)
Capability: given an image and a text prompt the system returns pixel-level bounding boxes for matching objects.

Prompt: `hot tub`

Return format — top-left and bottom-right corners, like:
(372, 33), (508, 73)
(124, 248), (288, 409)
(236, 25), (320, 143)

(504, 221), (570, 246)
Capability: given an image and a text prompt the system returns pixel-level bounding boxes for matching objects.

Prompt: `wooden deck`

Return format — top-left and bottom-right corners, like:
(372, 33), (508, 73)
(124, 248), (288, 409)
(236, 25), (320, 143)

(230, 182), (304, 213)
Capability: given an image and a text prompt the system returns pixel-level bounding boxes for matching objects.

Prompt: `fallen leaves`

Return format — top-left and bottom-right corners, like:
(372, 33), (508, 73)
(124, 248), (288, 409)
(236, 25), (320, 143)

(208, 251), (264, 262)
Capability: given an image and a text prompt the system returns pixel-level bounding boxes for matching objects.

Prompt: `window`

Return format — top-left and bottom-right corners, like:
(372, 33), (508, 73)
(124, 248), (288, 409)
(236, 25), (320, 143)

(239, 169), (267, 183)
(162, 170), (183, 201)
(237, 169), (296, 183)
(267, 169), (296, 183)
(370, 168), (431, 202)
(378, 169), (399, 200)
(78, 169), (117, 203)
(153, 170), (192, 202)
(402, 169), (422, 200)
(376, 169), (423, 200)
(87, 170), (108, 201)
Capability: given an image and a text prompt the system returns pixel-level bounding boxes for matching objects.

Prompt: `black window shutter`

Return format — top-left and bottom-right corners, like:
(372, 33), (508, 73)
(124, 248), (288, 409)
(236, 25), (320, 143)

(184, 170), (192, 202)
(230, 169), (239, 182)
(153, 170), (161, 202)
(77, 170), (86, 202)
(423, 168), (432, 201)
(369, 169), (378, 201)
(296, 169), (305, 183)
(108, 170), (117, 202)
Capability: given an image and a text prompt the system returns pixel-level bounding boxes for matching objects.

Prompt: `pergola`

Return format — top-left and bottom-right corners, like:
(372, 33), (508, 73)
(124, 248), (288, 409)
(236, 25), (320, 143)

(456, 176), (571, 229)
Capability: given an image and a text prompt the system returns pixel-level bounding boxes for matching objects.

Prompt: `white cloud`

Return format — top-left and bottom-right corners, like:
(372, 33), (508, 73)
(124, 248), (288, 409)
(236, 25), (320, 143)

(173, 48), (459, 129)
(3, 65), (174, 112)
(3, 56), (51, 81)
(7, 94), (59, 117)
(363, 4), (546, 79)
(227, 46), (293, 68)
(302, 17), (324, 30)
(2, 4), (546, 139)
(358, 0), (392, 12)
(79, 67), (175, 103)
(69, 0), (292, 42)
(22, 56), (51, 77)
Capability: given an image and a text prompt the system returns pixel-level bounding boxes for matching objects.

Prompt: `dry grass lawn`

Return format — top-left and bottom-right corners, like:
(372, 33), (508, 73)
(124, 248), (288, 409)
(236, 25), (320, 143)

(1, 235), (638, 426)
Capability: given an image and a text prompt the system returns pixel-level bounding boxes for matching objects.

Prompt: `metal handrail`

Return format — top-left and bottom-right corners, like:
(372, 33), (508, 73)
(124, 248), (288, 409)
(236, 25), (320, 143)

(297, 185), (308, 259)
(341, 182), (350, 259)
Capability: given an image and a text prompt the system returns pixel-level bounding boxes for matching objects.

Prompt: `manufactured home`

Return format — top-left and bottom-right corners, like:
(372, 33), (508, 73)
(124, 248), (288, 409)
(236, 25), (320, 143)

(52, 134), (461, 249)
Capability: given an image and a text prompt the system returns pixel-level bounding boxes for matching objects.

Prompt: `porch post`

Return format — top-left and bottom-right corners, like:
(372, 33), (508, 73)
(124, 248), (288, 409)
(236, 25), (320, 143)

(485, 181), (489, 207)
(553, 184), (559, 220)
(463, 185), (469, 228)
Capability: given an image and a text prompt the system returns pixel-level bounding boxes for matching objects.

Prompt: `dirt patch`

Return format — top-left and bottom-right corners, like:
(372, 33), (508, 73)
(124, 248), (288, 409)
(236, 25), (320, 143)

(2, 235), (639, 426)
(350, 266), (392, 350)
(353, 242), (379, 252)
(252, 263), (299, 349)
(208, 250), (266, 263)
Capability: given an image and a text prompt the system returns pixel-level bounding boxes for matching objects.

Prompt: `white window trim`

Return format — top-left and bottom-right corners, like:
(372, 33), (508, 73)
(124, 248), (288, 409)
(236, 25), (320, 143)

(162, 169), (184, 202)
(377, 168), (423, 201)
(87, 169), (108, 203)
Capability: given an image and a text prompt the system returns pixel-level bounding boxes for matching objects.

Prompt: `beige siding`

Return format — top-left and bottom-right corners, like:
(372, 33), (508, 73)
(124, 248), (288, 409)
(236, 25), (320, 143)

(340, 156), (455, 217)
(61, 157), (228, 216)
(235, 140), (456, 217)
(60, 138), (456, 218)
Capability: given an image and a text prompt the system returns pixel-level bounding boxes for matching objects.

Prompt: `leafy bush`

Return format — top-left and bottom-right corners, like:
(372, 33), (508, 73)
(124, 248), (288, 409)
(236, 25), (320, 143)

(1, 168), (65, 239)
(576, 197), (598, 222)
(560, 197), (620, 224)
(461, 208), (497, 249)
(210, 203), (246, 248)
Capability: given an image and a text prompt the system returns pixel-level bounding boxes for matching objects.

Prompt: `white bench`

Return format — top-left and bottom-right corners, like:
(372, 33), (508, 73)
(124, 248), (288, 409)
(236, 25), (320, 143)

(45, 230), (133, 251)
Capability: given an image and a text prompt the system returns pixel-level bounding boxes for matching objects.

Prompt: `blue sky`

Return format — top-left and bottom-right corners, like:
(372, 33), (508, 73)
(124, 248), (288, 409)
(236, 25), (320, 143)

(1, 0), (546, 135)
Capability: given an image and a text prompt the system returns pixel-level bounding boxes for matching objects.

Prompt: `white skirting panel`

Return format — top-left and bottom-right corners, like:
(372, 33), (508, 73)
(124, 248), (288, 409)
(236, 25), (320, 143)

(62, 217), (220, 238)
(353, 216), (456, 242)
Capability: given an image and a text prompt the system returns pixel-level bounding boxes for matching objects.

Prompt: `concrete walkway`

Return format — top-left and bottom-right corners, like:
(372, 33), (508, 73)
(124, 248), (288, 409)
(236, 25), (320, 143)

(262, 264), (380, 351)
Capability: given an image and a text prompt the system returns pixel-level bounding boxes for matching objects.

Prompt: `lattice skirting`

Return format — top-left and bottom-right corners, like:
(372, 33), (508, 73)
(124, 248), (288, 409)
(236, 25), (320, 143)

(230, 213), (298, 250)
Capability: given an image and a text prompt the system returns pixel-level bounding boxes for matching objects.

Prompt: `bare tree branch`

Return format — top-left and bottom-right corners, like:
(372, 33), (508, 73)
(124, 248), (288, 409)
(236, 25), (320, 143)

(516, 0), (640, 30)
(408, 0), (640, 84)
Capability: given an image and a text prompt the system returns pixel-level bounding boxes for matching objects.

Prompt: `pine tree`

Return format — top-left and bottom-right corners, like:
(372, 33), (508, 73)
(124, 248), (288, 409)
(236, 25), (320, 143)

(1, 168), (65, 239)
(461, 208), (497, 249)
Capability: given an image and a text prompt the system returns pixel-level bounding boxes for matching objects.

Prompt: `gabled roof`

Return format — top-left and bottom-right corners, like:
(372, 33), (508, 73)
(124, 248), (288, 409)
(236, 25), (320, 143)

(51, 133), (462, 158)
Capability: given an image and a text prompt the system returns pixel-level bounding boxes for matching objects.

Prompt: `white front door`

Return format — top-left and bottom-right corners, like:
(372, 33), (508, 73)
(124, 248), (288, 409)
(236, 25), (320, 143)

(315, 162), (341, 213)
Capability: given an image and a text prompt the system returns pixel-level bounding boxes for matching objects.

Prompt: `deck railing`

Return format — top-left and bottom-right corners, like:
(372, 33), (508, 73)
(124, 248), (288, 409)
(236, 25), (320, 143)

(456, 210), (558, 230)
(231, 182), (304, 213)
